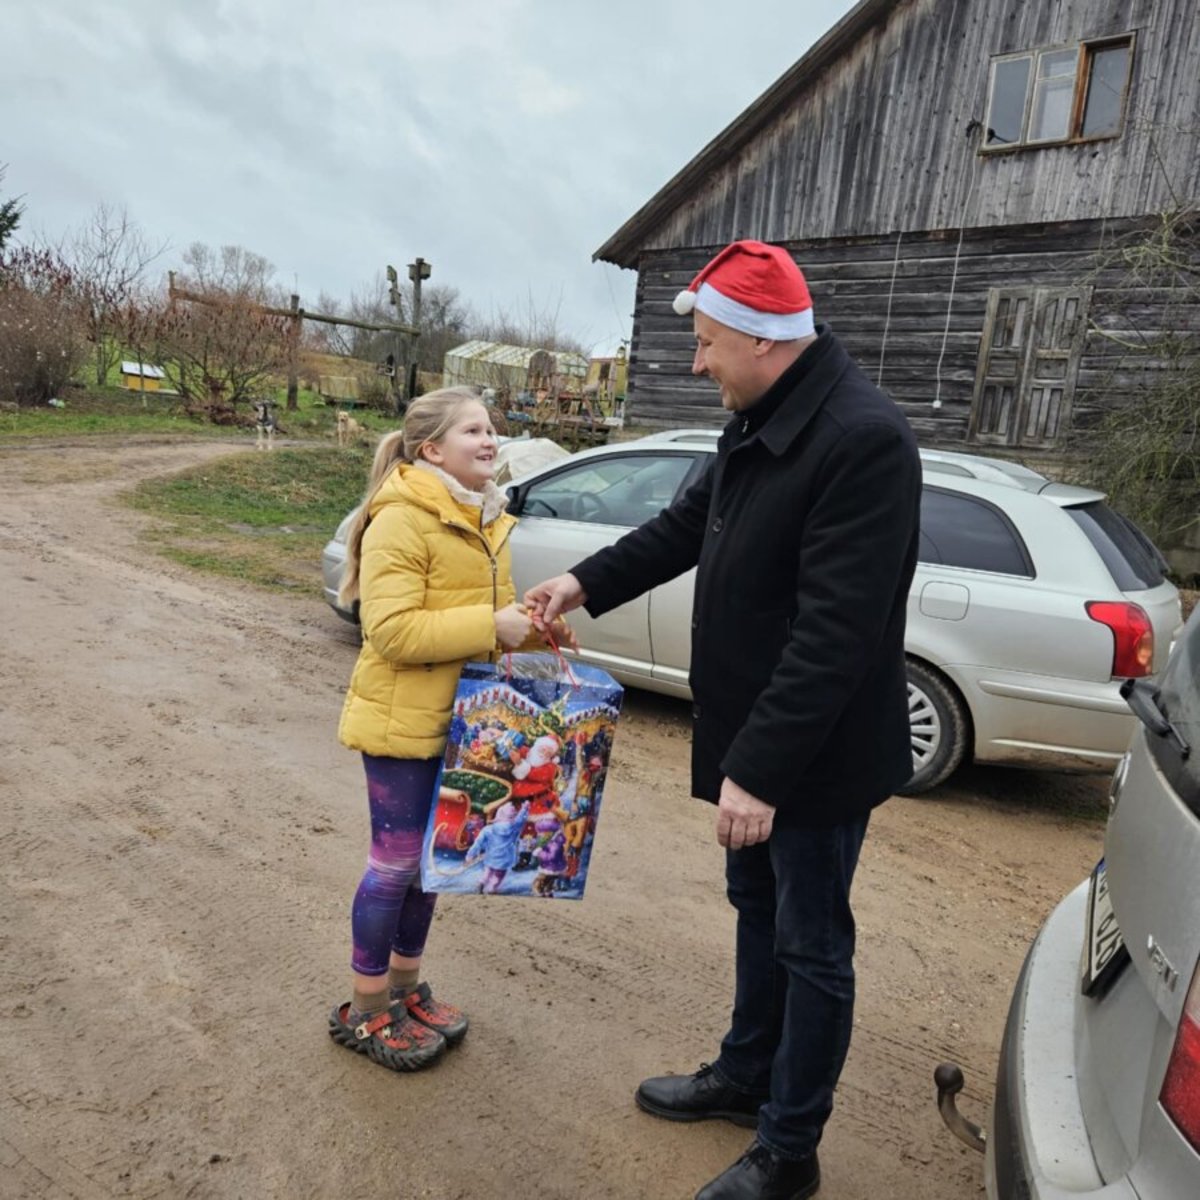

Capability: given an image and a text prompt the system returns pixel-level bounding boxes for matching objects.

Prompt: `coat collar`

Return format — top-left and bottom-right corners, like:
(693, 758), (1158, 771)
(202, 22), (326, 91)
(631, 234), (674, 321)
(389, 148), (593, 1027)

(723, 326), (850, 458)
(373, 463), (514, 540)
(411, 460), (510, 526)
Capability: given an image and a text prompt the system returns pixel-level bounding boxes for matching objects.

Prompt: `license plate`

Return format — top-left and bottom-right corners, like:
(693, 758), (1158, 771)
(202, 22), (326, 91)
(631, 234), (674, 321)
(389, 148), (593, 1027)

(1081, 857), (1130, 997)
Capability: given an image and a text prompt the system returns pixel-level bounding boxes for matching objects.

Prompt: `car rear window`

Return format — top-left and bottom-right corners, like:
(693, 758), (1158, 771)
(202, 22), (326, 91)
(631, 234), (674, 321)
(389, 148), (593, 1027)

(919, 488), (1034, 576)
(1149, 610), (1200, 816)
(1065, 502), (1167, 591)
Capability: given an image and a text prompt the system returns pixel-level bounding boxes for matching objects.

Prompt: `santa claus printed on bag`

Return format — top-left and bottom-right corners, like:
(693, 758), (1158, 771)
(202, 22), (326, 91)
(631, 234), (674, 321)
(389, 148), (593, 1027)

(509, 734), (564, 816)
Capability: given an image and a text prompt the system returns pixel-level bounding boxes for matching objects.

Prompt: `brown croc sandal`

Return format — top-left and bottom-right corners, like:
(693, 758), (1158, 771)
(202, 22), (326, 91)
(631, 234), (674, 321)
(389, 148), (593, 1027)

(403, 982), (469, 1046)
(328, 1001), (446, 1072)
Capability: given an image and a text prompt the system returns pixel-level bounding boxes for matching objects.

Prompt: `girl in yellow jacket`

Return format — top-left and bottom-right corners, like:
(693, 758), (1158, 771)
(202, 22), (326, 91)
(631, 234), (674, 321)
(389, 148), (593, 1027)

(329, 386), (554, 1072)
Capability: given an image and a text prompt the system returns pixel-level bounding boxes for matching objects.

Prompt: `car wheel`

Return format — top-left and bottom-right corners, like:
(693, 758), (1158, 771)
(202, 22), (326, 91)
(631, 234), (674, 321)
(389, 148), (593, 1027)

(901, 661), (969, 795)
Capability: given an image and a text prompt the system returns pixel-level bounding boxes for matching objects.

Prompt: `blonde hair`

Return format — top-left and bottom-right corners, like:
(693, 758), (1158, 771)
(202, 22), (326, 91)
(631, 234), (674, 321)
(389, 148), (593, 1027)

(338, 386), (486, 606)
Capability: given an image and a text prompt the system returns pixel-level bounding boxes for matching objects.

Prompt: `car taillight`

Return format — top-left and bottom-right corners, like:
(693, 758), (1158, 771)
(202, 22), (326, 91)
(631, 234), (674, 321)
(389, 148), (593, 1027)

(1086, 601), (1154, 678)
(1161, 959), (1200, 1151)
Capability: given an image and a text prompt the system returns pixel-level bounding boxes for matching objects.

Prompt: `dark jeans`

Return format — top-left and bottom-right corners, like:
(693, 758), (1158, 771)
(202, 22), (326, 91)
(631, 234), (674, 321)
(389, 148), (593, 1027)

(712, 815), (870, 1160)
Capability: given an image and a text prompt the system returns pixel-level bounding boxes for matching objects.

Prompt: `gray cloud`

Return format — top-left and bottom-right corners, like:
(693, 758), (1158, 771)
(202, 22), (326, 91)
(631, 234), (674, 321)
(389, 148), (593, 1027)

(5, 0), (857, 354)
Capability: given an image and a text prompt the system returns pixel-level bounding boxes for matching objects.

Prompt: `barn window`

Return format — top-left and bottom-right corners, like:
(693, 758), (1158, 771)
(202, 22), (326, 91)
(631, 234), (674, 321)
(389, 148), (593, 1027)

(983, 36), (1133, 151)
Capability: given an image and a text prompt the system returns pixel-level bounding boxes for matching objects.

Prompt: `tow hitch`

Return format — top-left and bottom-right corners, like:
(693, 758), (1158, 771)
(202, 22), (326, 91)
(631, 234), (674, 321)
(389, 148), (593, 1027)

(934, 1063), (986, 1153)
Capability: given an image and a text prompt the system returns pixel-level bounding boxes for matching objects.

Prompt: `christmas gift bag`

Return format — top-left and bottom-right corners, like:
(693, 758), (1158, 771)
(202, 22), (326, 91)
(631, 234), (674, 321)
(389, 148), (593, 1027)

(420, 652), (623, 900)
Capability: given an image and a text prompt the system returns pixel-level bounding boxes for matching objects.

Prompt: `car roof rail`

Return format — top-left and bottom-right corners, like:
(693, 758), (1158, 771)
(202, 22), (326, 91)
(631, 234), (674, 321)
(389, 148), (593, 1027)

(636, 428), (723, 445)
(919, 449), (1049, 492)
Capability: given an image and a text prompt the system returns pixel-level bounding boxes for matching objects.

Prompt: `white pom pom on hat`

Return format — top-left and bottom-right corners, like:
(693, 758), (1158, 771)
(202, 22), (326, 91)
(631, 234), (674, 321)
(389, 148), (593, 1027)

(672, 289), (697, 316)
(671, 239), (814, 340)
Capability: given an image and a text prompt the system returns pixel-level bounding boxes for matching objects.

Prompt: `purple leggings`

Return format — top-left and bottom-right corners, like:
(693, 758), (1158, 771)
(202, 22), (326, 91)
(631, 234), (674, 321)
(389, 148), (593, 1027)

(350, 753), (440, 976)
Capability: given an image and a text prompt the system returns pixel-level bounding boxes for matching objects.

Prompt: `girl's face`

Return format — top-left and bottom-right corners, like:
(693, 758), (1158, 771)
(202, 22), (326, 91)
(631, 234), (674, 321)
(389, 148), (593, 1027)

(421, 401), (499, 491)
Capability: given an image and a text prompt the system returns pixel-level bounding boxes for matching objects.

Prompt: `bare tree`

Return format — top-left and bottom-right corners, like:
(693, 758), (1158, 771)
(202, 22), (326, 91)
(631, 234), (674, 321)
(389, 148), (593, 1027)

(415, 284), (471, 372)
(1070, 206), (1200, 554)
(131, 258), (292, 414)
(470, 288), (587, 357)
(180, 243), (282, 303)
(68, 202), (167, 386)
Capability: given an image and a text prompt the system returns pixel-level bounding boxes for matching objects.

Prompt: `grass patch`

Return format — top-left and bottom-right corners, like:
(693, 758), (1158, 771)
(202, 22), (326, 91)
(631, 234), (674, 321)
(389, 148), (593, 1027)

(126, 446), (371, 593)
(0, 388), (220, 439)
(0, 384), (402, 444)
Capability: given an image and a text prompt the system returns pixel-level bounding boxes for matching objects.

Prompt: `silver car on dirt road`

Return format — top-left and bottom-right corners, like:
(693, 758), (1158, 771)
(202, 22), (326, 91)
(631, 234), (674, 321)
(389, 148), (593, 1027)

(937, 600), (1200, 1196)
(322, 430), (1181, 793)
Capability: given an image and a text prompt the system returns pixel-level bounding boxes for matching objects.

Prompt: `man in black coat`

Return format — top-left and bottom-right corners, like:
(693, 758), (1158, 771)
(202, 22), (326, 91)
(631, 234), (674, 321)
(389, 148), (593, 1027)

(526, 241), (921, 1200)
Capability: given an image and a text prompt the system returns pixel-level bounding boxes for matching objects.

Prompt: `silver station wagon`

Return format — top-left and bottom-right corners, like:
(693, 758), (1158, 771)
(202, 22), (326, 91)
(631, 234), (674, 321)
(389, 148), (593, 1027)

(322, 430), (1181, 793)
(939, 599), (1200, 1197)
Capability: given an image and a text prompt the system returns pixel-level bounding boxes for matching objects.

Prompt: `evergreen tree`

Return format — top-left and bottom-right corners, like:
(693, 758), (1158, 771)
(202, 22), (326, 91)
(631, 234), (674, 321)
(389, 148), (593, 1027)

(0, 166), (22, 252)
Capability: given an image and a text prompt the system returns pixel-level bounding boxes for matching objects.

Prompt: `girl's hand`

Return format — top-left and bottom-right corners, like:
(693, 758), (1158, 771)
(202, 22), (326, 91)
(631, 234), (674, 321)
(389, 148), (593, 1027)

(494, 603), (534, 650)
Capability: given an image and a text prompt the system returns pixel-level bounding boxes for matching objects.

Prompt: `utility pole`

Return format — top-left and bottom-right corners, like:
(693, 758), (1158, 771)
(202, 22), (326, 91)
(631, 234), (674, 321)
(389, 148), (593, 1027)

(407, 257), (431, 410)
(286, 293), (300, 411)
(386, 264), (405, 415)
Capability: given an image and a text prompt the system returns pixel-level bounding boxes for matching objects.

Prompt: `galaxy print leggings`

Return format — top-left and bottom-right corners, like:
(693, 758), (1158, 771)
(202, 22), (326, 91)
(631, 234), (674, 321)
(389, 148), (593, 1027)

(350, 753), (440, 976)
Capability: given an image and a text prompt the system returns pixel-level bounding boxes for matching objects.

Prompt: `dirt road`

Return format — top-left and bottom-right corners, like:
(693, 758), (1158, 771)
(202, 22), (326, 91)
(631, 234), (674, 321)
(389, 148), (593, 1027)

(0, 439), (1109, 1200)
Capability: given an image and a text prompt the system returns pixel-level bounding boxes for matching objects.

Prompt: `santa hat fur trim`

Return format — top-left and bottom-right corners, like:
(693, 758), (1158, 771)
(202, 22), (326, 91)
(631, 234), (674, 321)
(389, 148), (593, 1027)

(672, 240), (814, 340)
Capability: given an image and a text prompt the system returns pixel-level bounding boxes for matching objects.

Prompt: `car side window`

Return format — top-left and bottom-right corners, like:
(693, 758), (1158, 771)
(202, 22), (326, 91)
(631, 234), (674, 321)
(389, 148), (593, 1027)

(919, 487), (1034, 577)
(520, 454), (696, 527)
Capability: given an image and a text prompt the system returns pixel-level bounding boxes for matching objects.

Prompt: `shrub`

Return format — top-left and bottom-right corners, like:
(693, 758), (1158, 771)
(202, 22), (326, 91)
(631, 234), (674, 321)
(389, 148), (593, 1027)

(0, 248), (87, 406)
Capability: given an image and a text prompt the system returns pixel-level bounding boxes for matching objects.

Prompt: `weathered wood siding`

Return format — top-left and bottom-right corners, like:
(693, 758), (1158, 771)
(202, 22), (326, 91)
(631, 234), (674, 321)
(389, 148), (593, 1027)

(643, 0), (1200, 252)
(628, 217), (1196, 454)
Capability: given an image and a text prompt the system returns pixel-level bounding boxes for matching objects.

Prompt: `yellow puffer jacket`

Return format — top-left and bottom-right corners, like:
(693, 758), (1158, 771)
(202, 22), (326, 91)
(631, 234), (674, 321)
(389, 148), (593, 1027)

(338, 464), (520, 759)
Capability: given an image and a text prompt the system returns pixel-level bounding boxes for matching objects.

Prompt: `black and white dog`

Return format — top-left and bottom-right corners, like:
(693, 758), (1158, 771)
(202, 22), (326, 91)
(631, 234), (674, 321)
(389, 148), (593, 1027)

(253, 399), (278, 450)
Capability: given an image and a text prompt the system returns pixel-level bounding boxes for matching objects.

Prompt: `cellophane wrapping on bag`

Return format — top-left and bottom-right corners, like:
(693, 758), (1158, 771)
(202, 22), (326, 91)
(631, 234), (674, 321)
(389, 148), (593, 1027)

(420, 653), (623, 900)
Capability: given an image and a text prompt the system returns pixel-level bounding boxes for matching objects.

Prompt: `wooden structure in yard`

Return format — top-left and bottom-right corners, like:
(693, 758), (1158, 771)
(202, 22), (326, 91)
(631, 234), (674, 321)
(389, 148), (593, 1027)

(444, 340), (609, 447)
(119, 361), (166, 392)
(525, 388), (610, 450)
(317, 375), (361, 406)
(443, 341), (588, 398)
(598, 0), (1200, 459)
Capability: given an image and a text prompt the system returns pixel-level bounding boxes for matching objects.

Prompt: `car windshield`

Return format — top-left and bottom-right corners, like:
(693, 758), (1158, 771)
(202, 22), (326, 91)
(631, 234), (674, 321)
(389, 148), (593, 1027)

(1149, 610), (1200, 815)
(1065, 502), (1167, 591)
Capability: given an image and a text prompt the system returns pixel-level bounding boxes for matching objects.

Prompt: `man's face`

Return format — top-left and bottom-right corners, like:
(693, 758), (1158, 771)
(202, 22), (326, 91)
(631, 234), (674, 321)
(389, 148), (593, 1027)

(691, 311), (766, 411)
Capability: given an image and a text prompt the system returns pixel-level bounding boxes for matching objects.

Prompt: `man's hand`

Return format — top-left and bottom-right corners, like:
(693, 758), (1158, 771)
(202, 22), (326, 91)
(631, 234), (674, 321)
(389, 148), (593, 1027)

(716, 777), (775, 850)
(524, 573), (587, 628)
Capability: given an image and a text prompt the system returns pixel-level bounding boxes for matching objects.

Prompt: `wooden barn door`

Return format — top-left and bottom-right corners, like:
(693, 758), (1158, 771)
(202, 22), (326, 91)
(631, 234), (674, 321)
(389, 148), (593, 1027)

(969, 286), (1091, 448)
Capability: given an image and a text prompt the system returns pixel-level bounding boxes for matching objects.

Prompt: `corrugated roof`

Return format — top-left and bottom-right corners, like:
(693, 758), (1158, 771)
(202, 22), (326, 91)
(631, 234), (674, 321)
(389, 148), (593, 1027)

(593, 0), (896, 267)
(120, 361), (166, 379)
(443, 341), (588, 375)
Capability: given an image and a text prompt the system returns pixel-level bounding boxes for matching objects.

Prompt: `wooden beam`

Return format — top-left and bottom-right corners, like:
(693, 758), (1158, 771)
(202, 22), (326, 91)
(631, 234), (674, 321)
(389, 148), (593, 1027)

(167, 277), (418, 335)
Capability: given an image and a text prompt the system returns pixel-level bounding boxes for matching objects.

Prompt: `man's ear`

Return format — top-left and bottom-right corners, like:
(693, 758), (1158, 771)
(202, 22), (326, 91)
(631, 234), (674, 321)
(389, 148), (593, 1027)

(752, 337), (777, 358)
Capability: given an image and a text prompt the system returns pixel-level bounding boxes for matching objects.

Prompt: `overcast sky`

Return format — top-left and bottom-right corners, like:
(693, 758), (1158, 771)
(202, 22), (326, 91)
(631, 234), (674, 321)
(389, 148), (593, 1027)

(5, 0), (858, 356)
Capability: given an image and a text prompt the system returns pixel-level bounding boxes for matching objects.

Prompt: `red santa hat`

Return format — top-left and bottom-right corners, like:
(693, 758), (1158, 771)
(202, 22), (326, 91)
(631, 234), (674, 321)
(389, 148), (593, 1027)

(673, 240), (814, 340)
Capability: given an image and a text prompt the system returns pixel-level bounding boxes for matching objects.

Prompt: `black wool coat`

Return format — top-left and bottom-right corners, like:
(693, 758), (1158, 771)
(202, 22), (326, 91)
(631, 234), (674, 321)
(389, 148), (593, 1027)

(572, 329), (922, 827)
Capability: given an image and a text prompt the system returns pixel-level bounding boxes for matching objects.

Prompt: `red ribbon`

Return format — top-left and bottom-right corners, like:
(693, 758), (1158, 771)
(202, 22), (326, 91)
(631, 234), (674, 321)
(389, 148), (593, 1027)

(502, 624), (579, 688)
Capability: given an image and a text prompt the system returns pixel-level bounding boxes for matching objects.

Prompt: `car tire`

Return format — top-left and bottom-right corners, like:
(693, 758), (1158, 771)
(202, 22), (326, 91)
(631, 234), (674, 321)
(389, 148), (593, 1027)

(901, 660), (970, 795)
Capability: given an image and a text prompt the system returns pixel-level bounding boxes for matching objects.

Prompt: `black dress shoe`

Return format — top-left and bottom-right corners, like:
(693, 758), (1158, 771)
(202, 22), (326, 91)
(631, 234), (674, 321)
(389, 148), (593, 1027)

(635, 1063), (765, 1128)
(695, 1141), (820, 1200)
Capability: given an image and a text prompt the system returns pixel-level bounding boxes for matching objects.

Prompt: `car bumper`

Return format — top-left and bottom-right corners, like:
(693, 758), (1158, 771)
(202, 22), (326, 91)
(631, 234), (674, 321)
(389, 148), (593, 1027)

(323, 586), (358, 623)
(321, 543), (357, 622)
(986, 881), (1138, 1200)
(947, 665), (1137, 771)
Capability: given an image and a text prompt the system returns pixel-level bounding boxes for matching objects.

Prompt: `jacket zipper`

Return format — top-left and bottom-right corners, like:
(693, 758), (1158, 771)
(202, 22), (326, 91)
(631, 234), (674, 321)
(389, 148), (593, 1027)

(445, 517), (514, 616)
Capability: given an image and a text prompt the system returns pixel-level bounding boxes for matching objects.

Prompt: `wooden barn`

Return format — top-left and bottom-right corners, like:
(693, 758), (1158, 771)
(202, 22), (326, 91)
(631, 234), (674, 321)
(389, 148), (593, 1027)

(597, 0), (1200, 459)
